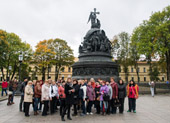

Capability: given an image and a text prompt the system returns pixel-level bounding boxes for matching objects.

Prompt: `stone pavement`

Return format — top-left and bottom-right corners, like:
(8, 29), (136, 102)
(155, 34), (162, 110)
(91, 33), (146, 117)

(0, 95), (170, 123)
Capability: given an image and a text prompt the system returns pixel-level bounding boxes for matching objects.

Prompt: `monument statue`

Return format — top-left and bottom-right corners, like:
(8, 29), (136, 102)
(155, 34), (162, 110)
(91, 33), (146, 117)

(72, 8), (119, 82)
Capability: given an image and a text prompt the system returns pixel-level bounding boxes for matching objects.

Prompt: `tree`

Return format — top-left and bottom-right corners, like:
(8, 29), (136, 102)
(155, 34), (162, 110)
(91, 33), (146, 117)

(34, 40), (55, 81)
(48, 38), (74, 81)
(131, 5), (170, 81)
(112, 32), (131, 83)
(0, 30), (33, 81)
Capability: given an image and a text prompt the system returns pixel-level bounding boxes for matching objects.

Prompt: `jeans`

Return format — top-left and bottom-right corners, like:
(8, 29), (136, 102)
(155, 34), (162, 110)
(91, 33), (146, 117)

(87, 101), (93, 113)
(34, 97), (40, 112)
(128, 98), (136, 111)
(11, 91), (15, 103)
(150, 88), (154, 97)
(1, 88), (7, 96)
(81, 99), (86, 114)
(20, 94), (24, 111)
(100, 101), (108, 112)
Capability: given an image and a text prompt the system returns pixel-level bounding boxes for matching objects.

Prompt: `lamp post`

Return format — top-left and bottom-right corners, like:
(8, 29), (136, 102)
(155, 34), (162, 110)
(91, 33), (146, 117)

(9, 66), (12, 81)
(19, 53), (23, 83)
(15, 52), (23, 95)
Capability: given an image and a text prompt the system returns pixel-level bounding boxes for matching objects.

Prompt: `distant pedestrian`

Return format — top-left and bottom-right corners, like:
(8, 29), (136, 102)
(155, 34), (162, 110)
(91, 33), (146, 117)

(149, 81), (155, 97)
(24, 81), (34, 117)
(1, 79), (8, 96)
(127, 80), (139, 113)
(7, 81), (13, 106)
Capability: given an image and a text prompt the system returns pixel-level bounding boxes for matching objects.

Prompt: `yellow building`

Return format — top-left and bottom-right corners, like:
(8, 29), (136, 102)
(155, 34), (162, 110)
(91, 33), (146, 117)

(0, 58), (167, 82)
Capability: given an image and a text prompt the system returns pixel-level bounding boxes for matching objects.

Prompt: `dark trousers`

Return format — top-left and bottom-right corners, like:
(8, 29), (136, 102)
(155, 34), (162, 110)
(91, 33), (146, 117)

(111, 98), (117, 114)
(50, 97), (56, 114)
(74, 104), (78, 115)
(128, 98), (136, 111)
(81, 99), (86, 114)
(60, 99), (66, 116)
(119, 98), (125, 113)
(62, 104), (71, 118)
(42, 101), (49, 115)
(95, 100), (100, 114)
(87, 101), (93, 113)
(25, 102), (31, 116)
(20, 95), (24, 111)
(107, 100), (111, 114)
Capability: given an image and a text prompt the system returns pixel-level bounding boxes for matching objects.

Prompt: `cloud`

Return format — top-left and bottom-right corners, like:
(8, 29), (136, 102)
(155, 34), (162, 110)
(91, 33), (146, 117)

(0, 0), (169, 56)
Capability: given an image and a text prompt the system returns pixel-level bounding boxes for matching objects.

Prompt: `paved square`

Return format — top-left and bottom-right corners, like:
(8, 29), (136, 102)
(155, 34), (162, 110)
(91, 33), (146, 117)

(0, 95), (170, 123)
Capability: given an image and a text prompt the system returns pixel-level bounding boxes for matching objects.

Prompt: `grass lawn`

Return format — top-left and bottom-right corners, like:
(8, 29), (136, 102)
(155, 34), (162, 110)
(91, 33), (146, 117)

(0, 86), (2, 91)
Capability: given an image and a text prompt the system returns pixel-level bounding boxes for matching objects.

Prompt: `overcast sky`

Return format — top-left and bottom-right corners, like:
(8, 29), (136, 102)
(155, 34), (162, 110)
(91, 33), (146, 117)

(0, 0), (169, 56)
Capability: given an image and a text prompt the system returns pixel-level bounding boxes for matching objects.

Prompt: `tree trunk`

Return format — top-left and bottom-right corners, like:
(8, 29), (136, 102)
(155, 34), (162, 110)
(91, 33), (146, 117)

(134, 63), (140, 83)
(42, 66), (46, 81)
(1, 67), (4, 80)
(166, 51), (170, 81)
(55, 64), (58, 81)
(11, 61), (17, 80)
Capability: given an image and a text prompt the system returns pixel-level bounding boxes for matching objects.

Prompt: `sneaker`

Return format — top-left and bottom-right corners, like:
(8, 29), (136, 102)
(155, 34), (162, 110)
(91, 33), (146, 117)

(90, 112), (93, 115)
(86, 112), (89, 115)
(133, 110), (136, 113)
(127, 110), (131, 112)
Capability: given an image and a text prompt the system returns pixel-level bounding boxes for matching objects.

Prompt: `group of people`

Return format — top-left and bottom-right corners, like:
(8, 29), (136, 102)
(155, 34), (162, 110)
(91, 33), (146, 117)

(17, 77), (139, 121)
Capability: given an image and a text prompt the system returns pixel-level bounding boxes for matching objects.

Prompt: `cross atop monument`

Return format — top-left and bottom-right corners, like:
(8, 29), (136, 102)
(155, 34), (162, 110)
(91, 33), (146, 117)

(87, 8), (101, 28)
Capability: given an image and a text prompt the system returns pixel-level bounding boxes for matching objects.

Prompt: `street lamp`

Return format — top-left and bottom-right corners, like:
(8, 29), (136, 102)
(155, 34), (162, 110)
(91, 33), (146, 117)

(15, 52), (23, 95)
(19, 52), (23, 83)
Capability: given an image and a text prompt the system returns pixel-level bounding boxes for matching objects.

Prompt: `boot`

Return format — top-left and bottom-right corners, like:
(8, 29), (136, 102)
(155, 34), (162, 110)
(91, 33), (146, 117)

(61, 117), (65, 121)
(67, 117), (72, 120)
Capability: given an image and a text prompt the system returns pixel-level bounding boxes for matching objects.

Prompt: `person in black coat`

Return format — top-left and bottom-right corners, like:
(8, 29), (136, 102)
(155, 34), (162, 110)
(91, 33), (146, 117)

(118, 79), (126, 113)
(61, 78), (75, 121)
(72, 80), (80, 116)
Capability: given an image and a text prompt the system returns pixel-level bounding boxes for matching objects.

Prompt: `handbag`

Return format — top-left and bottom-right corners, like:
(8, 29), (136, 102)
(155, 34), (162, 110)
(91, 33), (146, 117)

(131, 86), (138, 99)
(103, 93), (110, 101)
(114, 99), (121, 107)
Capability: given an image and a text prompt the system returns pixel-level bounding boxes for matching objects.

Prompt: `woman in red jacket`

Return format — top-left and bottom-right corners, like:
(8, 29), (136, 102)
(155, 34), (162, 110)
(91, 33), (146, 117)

(1, 79), (8, 96)
(127, 80), (139, 113)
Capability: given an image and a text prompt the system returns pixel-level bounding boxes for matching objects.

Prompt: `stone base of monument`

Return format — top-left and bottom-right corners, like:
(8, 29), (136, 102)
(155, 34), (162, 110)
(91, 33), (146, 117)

(72, 52), (119, 82)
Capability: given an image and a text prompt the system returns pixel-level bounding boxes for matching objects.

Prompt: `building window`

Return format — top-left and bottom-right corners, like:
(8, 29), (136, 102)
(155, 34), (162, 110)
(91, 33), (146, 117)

(68, 67), (71, 72)
(131, 68), (133, 73)
(143, 67), (146, 73)
(144, 77), (146, 82)
(162, 77), (164, 81)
